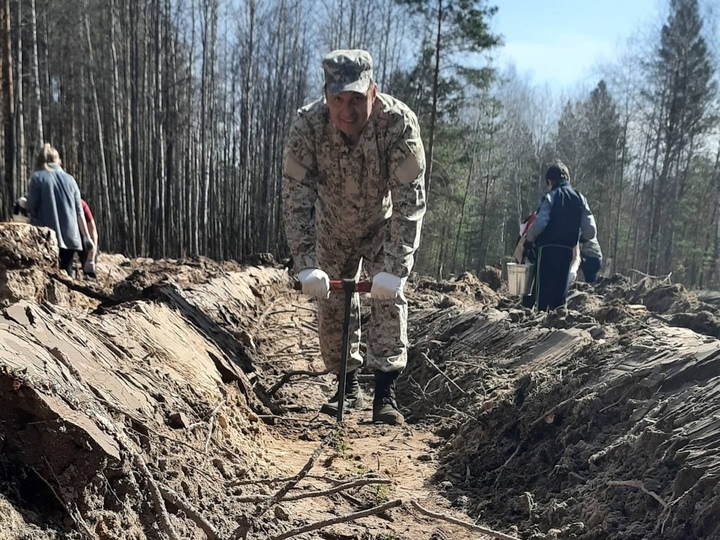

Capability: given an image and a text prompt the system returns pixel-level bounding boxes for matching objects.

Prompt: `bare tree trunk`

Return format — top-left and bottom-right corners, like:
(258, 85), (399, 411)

(452, 115), (481, 274)
(476, 104), (498, 272)
(188, 0), (199, 254)
(612, 115), (629, 267)
(1, 0), (15, 213)
(83, 2), (112, 241)
(424, 0), (442, 193)
(16, 0), (26, 186)
(29, 0), (42, 147)
(712, 143), (720, 287)
(42, 7), (50, 142)
(156, 0), (167, 257)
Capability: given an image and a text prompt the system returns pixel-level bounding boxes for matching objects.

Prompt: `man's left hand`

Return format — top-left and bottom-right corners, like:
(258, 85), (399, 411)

(371, 272), (404, 300)
(83, 237), (96, 252)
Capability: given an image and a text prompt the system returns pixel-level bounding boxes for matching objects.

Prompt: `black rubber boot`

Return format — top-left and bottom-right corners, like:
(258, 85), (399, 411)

(320, 369), (364, 417)
(372, 370), (404, 425)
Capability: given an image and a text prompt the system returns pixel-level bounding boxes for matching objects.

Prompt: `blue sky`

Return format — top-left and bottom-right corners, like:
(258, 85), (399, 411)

(490, 0), (661, 88)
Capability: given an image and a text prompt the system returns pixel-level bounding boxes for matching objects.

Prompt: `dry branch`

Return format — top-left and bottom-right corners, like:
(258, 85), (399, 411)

(260, 431), (334, 512)
(205, 398), (225, 454)
(49, 271), (119, 304)
(229, 430), (336, 539)
(204, 410), (218, 454)
(530, 389), (591, 427)
(267, 368), (331, 397)
(410, 500), (520, 540)
(493, 443), (522, 490)
(255, 299), (284, 331)
(607, 480), (668, 509)
(227, 473), (363, 488)
(420, 352), (468, 396)
(31, 465), (94, 539)
(234, 478), (391, 503)
(269, 499), (403, 540)
(133, 453), (182, 540)
(159, 484), (218, 540)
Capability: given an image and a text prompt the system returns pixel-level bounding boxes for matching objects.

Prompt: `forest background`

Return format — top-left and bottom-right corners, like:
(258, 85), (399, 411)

(0, 0), (719, 287)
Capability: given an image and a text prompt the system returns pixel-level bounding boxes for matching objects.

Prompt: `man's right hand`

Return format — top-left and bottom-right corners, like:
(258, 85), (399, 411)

(298, 268), (330, 299)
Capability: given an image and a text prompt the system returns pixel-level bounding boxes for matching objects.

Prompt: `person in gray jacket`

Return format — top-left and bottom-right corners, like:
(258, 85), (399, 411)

(580, 236), (603, 283)
(26, 144), (95, 275)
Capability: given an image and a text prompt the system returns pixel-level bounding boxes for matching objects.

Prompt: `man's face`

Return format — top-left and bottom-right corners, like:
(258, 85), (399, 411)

(326, 84), (377, 143)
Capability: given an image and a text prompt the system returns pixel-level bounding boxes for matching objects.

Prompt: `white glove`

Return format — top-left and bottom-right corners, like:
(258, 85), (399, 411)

(371, 272), (404, 300)
(84, 260), (96, 275)
(298, 268), (330, 299)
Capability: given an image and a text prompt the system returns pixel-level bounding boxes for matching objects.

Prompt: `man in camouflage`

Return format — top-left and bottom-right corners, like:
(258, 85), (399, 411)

(282, 49), (426, 425)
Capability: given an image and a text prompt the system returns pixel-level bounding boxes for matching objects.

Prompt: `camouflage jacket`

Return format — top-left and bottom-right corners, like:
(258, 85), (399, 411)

(282, 92), (426, 278)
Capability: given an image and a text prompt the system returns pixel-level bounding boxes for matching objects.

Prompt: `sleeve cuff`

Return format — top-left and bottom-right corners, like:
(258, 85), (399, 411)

(296, 253), (319, 271)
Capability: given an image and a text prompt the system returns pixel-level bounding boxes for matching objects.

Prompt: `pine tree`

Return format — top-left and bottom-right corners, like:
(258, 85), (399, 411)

(647, 0), (717, 273)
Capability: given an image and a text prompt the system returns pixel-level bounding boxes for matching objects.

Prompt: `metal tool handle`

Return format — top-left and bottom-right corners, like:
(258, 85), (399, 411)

(335, 279), (356, 423)
(293, 280), (372, 293)
(292, 278), (369, 423)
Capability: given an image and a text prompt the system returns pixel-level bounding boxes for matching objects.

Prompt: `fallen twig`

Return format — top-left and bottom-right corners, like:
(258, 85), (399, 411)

(31, 465), (94, 539)
(607, 480), (668, 509)
(205, 416), (217, 454)
(204, 399), (225, 454)
(159, 484), (218, 540)
(255, 299), (285, 331)
(420, 352), (468, 396)
(133, 452), (182, 540)
(493, 443), (522, 490)
(260, 431), (335, 511)
(49, 271), (118, 304)
(229, 430), (336, 539)
(300, 322), (318, 333)
(267, 368), (331, 397)
(234, 478), (391, 503)
(227, 473), (369, 488)
(339, 490), (365, 507)
(410, 500), (520, 540)
(625, 311), (662, 337)
(93, 392), (206, 456)
(530, 388), (591, 427)
(270, 499), (403, 540)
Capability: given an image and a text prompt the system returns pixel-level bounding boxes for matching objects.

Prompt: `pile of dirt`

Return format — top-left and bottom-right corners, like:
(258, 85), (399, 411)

(416, 271), (501, 308)
(0, 223), (59, 306)
(596, 274), (700, 315)
(0, 263), (289, 538)
(400, 277), (720, 540)
(591, 275), (720, 339)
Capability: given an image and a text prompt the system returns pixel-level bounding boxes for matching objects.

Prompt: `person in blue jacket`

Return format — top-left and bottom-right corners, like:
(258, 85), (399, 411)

(525, 161), (596, 311)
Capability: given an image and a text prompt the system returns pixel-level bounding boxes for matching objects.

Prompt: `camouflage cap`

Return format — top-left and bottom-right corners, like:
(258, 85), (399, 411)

(545, 161), (570, 183)
(322, 49), (374, 95)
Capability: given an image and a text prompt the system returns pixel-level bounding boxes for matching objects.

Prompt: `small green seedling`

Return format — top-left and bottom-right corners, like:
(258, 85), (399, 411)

(332, 428), (348, 457)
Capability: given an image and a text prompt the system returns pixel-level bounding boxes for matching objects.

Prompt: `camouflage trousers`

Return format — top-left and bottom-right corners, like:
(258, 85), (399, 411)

(316, 237), (407, 374)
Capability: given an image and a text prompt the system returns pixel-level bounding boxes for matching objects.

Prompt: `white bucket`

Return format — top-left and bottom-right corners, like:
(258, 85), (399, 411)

(507, 263), (532, 296)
